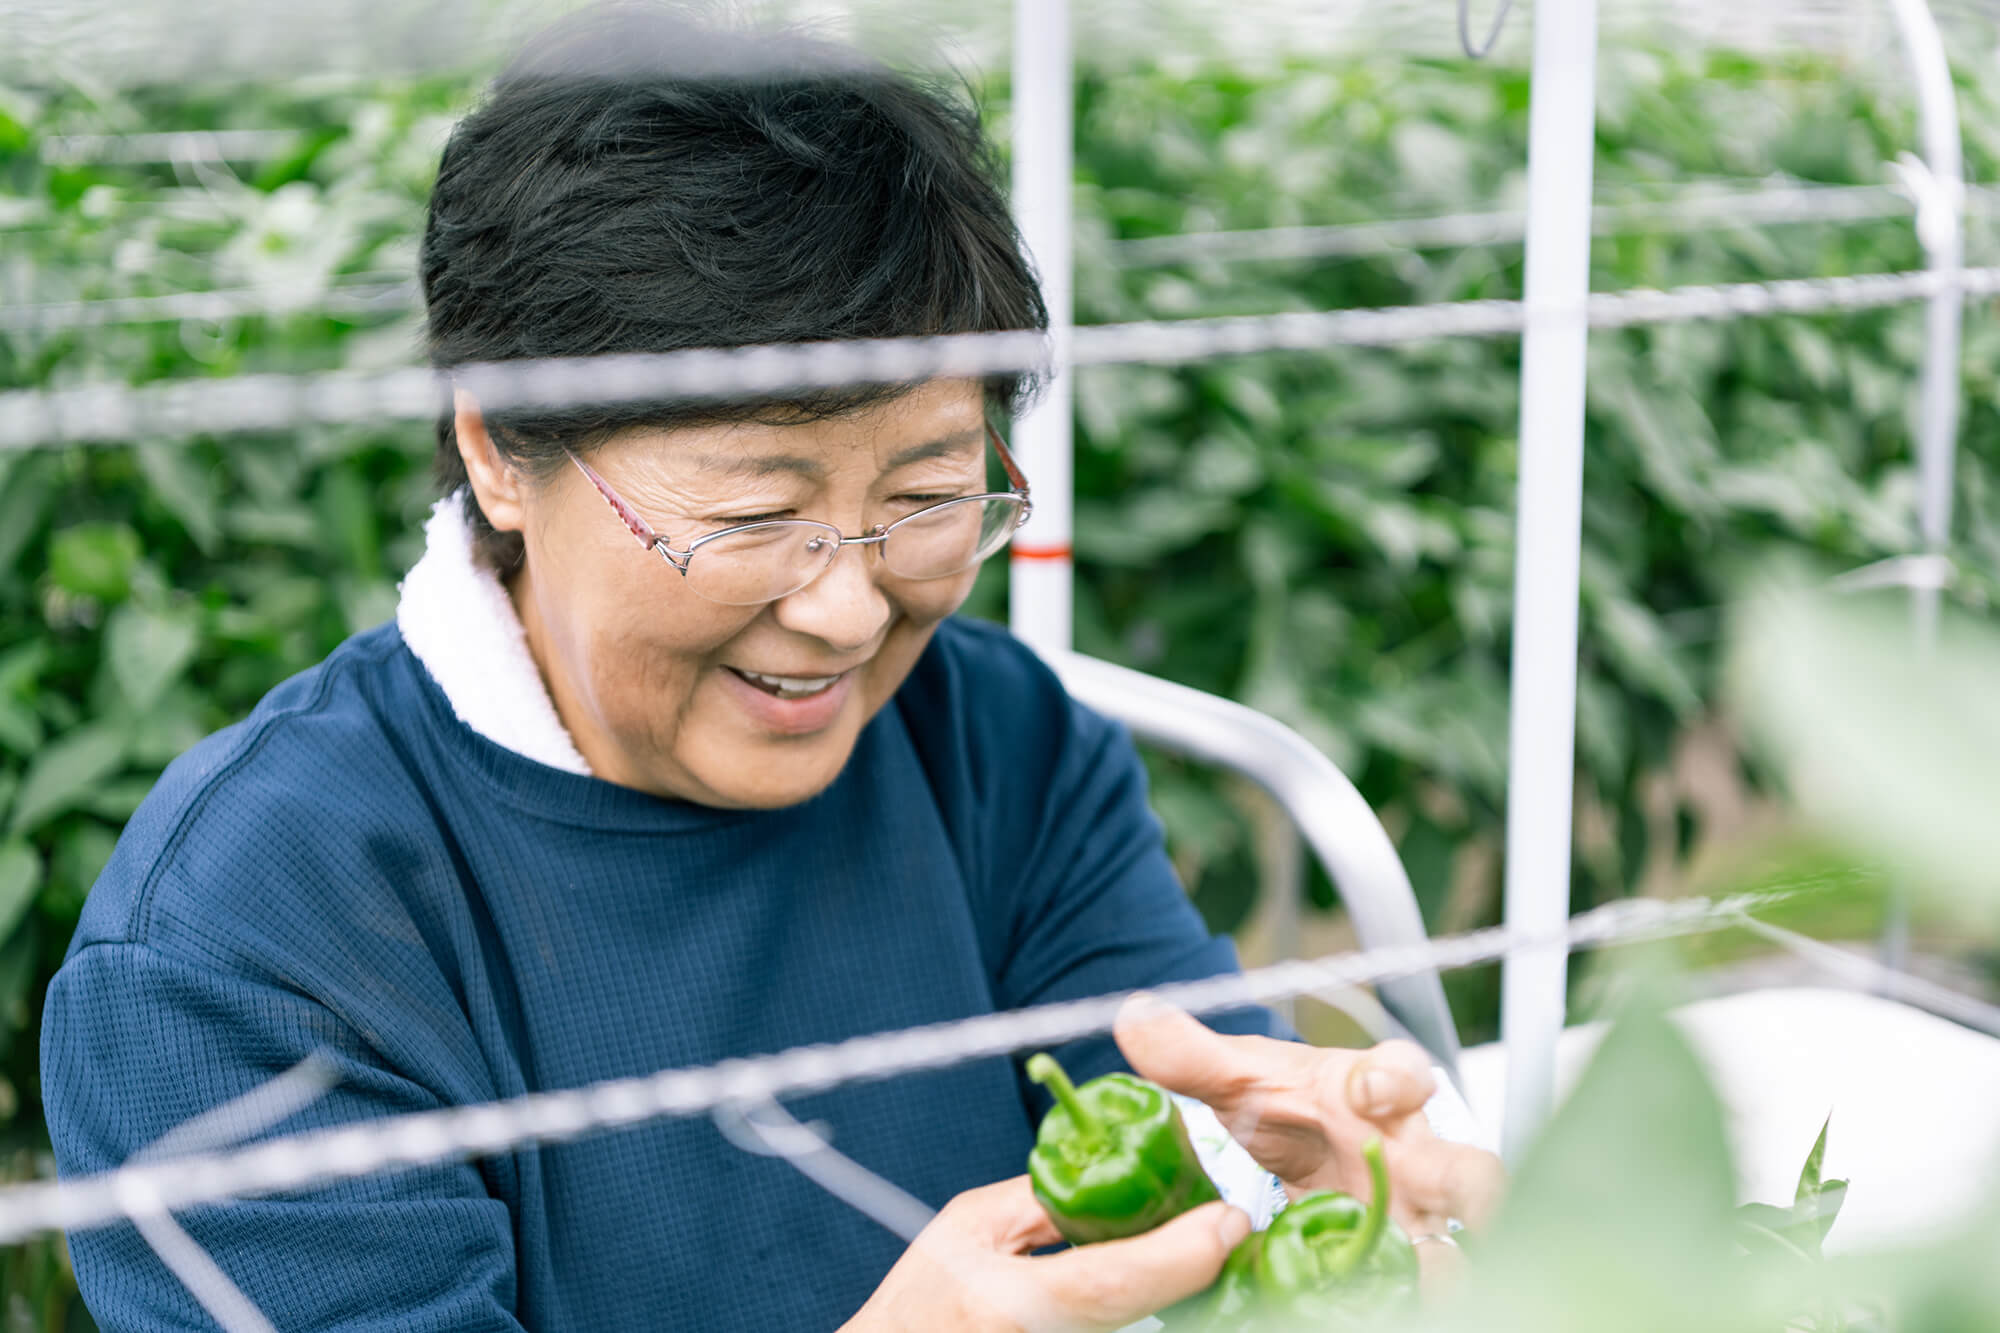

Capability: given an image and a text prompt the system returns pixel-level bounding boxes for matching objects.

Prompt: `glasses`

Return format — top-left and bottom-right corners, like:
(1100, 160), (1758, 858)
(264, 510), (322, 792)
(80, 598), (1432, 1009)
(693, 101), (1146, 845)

(566, 425), (1034, 606)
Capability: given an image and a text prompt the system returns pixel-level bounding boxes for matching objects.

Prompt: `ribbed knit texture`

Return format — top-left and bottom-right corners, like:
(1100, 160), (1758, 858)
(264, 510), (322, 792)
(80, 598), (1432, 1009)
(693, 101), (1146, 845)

(42, 616), (1271, 1331)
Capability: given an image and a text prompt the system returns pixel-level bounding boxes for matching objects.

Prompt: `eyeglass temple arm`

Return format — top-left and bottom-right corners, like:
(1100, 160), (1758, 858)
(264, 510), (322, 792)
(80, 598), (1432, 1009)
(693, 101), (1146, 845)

(987, 425), (1032, 499)
(566, 450), (662, 550)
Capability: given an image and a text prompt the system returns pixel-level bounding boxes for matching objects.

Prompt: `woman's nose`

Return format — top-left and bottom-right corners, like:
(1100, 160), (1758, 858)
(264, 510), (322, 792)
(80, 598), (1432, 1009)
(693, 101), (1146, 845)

(769, 538), (892, 653)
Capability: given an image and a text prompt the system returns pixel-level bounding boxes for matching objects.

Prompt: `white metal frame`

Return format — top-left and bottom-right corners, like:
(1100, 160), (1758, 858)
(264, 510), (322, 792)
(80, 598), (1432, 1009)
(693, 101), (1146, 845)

(1011, 0), (1971, 1157)
(1009, 0), (1076, 655)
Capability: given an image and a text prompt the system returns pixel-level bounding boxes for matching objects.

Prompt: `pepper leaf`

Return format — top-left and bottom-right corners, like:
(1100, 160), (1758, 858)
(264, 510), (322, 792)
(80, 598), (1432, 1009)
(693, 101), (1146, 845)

(1796, 1114), (1831, 1203)
(5, 726), (127, 837)
(0, 841), (40, 943)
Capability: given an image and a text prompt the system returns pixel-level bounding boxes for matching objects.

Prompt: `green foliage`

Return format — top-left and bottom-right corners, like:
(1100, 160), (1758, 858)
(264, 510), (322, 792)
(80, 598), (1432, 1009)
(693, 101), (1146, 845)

(5, 38), (2000, 1326)
(1062, 49), (2000, 1032)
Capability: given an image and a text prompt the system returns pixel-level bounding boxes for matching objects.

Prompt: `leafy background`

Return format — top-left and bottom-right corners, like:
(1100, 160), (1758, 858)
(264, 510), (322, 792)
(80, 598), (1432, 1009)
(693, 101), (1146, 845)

(5, 31), (2000, 1327)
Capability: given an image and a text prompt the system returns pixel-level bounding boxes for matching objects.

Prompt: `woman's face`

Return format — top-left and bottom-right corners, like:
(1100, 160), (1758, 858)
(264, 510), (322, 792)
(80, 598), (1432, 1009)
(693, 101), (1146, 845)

(467, 380), (994, 808)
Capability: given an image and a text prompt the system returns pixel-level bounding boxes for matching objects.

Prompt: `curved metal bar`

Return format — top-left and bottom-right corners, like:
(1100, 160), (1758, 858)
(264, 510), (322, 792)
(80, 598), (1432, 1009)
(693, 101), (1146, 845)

(1045, 649), (1462, 1075)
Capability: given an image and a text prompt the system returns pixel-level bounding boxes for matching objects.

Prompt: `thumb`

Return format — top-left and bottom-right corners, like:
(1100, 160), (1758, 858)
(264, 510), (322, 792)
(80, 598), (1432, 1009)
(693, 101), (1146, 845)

(1114, 994), (1289, 1108)
(1038, 1202), (1253, 1329)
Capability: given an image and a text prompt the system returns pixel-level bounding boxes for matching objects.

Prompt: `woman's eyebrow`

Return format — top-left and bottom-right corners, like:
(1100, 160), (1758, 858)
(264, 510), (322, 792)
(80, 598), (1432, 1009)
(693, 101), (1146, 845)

(684, 427), (983, 479)
(884, 427), (985, 469)
(687, 452), (824, 479)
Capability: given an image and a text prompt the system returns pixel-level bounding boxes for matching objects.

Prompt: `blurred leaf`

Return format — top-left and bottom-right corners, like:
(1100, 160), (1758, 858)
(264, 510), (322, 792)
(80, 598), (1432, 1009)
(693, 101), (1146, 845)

(1797, 1115), (1828, 1201)
(1444, 988), (1751, 1333)
(1729, 582), (2000, 918)
(0, 457), (56, 577)
(50, 821), (117, 917)
(83, 778), (159, 823)
(47, 521), (142, 602)
(5, 726), (126, 838)
(104, 604), (201, 714)
(0, 919), (34, 1041)
(0, 842), (40, 943)
(136, 442), (223, 554)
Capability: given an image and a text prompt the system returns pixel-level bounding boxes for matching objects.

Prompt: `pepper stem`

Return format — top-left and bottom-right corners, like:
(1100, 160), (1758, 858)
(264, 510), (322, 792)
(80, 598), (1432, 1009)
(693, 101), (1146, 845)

(1026, 1052), (1101, 1136)
(1326, 1137), (1391, 1278)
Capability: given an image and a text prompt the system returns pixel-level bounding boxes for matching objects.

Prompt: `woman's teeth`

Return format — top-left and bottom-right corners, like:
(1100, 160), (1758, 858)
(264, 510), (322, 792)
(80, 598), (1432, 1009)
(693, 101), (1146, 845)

(735, 668), (842, 699)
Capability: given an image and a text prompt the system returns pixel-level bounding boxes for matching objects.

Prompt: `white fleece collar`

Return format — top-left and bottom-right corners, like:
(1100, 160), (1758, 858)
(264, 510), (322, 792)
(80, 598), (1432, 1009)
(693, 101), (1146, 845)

(396, 493), (594, 776)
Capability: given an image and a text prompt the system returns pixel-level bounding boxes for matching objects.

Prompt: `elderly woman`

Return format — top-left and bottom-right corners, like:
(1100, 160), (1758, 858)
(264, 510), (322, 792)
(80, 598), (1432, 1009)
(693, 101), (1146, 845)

(42, 9), (1500, 1330)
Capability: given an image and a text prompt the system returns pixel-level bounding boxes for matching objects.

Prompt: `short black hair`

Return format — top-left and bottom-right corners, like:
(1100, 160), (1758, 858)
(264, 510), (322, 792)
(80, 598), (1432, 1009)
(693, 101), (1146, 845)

(421, 4), (1047, 569)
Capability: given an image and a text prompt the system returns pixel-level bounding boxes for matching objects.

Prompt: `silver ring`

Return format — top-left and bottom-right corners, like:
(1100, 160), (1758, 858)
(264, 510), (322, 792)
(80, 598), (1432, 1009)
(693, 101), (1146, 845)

(1411, 1232), (1462, 1250)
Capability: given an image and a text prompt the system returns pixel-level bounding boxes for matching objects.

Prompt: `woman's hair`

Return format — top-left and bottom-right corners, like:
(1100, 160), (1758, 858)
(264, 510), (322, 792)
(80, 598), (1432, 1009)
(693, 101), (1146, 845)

(421, 4), (1048, 568)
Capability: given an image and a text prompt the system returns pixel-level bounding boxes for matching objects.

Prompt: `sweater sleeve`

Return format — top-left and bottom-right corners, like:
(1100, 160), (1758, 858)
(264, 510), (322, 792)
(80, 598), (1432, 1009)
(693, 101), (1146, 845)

(41, 942), (524, 1333)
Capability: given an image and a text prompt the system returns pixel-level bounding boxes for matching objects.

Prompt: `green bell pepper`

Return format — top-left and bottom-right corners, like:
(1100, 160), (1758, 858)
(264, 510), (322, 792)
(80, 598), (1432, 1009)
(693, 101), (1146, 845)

(1025, 1051), (1222, 1245)
(1187, 1137), (1418, 1329)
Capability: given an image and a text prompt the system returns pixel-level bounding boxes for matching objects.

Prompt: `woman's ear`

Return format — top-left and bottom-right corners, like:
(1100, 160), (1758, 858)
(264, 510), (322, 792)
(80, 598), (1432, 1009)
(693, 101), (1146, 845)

(453, 389), (528, 534)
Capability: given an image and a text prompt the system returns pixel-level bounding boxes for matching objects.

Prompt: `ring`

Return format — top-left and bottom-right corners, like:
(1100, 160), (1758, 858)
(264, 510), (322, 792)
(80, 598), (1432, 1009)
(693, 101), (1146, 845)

(1411, 1232), (1461, 1250)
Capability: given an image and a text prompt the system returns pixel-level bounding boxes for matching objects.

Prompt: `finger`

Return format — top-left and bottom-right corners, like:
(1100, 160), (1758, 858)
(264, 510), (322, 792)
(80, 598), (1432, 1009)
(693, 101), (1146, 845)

(1411, 1232), (1469, 1293)
(1036, 1202), (1252, 1329)
(939, 1176), (1066, 1252)
(1114, 993), (1296, 1109)
(1341, 1040), (1437, 1125)
(1387, 1140), (1507, 1232)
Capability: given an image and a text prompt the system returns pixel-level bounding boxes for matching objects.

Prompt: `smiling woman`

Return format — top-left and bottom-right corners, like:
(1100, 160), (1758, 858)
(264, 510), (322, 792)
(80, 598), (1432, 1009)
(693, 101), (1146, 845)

(38, 5), (1502, 1330)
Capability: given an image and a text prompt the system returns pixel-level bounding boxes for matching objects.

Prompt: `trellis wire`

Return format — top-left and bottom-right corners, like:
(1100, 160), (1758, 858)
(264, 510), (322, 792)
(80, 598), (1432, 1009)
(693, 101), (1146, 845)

(0, 277), (416, 334)
(0, 886), (1792, 1248)
(16, 182), (1994, 332)
(38, 130), (305, 166)
(4, 263), (1997, 453)
(1107, 181), (2000, 266)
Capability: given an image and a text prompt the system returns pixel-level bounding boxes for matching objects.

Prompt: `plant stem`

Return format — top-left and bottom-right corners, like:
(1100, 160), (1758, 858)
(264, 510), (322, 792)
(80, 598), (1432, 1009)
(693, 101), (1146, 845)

(1327, 1137), (1390, 1278)
(1026, 1053), (1101, 1135)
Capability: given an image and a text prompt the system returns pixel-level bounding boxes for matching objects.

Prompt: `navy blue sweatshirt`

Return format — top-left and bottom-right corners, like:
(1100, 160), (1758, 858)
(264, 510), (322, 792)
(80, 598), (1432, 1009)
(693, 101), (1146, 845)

(42, 617), (1270, 1330)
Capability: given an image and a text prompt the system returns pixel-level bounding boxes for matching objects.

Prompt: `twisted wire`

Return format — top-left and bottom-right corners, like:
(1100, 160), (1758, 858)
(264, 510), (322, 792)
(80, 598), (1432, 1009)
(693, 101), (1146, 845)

(2, 265), (1995, 453)
(0, 887), (1788, 1247)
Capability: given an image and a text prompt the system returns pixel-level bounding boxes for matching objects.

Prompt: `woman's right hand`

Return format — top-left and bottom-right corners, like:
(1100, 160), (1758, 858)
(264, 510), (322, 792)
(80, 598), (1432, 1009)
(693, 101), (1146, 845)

(842, 1175), (1252, 1332)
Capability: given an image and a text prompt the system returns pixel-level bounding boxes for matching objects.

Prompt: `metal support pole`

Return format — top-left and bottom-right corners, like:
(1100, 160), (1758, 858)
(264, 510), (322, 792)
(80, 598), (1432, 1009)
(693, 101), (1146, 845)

(1009, 0), (1075, 654)
(1882, 0), (1964, 976)
(1499, 0), (1599, 1164)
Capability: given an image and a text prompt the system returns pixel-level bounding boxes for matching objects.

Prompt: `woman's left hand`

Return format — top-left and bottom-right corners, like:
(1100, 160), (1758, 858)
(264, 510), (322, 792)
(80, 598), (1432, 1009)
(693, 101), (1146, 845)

(1112, 995), (1505, 1287)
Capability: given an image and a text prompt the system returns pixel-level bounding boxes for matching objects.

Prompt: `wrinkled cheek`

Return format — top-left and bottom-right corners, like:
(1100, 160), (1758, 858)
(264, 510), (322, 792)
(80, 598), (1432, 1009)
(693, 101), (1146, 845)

(896, 569), (980, 625)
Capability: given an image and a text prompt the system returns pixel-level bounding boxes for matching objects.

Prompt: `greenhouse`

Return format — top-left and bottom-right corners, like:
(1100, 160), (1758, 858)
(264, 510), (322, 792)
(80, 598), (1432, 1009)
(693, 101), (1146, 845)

(2, 0), (2000, 1329)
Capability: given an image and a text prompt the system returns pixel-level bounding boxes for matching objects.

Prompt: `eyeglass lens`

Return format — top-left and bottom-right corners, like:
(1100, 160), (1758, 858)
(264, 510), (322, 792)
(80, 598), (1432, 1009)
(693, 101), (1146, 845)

(681, 495), (1025, 606)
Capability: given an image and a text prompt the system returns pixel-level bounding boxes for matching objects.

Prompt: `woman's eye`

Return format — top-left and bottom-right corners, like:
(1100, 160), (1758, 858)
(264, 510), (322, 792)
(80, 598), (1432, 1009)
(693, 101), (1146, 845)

(894, 492), (963, 507)
(715, 511), (793, 527)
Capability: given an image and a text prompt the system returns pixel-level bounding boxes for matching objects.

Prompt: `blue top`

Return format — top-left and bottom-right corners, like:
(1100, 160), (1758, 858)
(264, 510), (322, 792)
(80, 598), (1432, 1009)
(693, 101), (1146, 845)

(42, 617), (1271, 1331)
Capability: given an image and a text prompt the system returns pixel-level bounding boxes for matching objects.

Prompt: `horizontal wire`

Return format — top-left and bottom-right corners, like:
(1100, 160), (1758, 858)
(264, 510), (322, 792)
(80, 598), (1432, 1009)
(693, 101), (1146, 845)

(1734, 913), (2000, 1038)
(2, 264), (1993, 453)
(0, 277), (415, 333)
(13, 181), (1981, 328)
(38, 130), (305, 166)
(0, 887), (1791, 1248)
(1109, 181), (1953, 265)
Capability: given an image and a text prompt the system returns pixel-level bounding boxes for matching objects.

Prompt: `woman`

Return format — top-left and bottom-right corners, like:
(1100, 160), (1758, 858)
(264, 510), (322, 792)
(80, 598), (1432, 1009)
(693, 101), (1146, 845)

(42, 8), (1500, 1329)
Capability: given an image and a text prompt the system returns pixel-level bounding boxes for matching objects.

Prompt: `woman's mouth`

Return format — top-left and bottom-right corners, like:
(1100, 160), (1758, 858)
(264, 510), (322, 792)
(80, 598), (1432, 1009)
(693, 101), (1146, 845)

(726, 667), (846, 699)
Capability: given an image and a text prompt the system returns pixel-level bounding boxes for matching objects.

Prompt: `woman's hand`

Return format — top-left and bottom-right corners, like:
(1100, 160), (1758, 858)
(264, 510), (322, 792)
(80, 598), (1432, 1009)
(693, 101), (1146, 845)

(1113, 995), (1506, 1286)
(842, 1175), (1251, 1332)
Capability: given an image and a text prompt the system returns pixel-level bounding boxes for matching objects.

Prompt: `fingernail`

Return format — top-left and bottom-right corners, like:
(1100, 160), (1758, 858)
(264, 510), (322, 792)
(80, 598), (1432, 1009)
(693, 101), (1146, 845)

(1215, 1206), (1252, 1250)
(1121, 991), (1170, 1021)
(1361, 1069), (1397, 1116)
